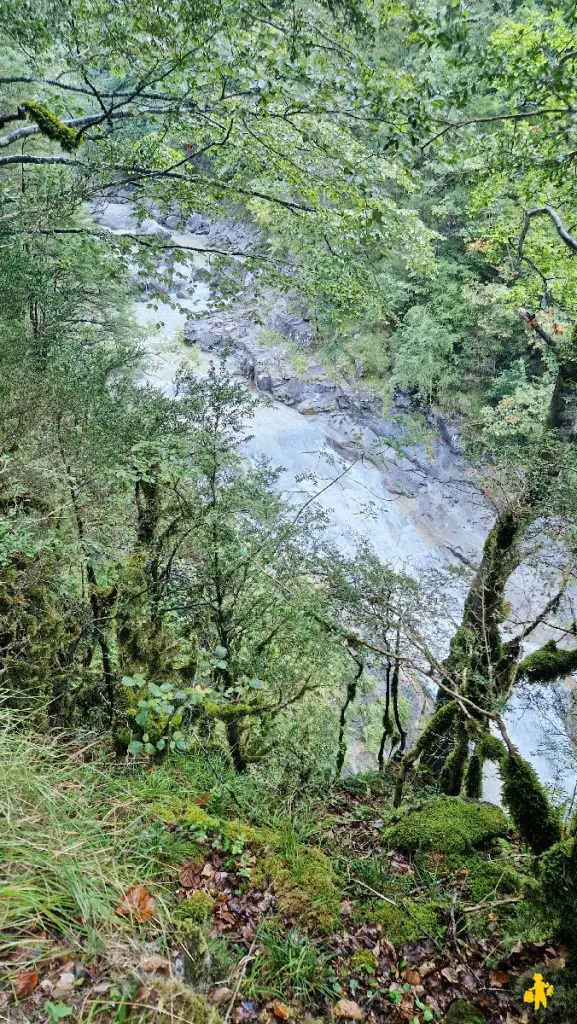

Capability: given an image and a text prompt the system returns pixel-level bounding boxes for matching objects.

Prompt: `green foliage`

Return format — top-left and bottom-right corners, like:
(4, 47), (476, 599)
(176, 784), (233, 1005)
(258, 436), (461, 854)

(384, 797), (509, 856)
(500, 754), (562, 855)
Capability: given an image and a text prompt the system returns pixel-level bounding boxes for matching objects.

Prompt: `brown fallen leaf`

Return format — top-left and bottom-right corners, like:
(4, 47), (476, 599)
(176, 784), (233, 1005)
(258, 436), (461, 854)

(488, 968), (510, 988)
(397, 993), (416, 1021)
(178, 864), (199, 889)
(201, 862), (216, 879)
(441, 966), (461, 985)
(403, 967), (421, 987)
(332, 998), (363, 1020)
(116, 884), (156, 923)
(456, 867), (469, 883)
(419, 960), (437, 978)
(270, 999), (290, 1020)
(15, 966), (39, 998)
(139, 954), (170, 973)
(211, 986), (233, 1003)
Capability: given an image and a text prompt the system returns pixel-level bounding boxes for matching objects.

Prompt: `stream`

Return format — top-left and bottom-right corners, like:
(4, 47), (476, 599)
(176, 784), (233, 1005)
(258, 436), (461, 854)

(94, 198), (577, 805)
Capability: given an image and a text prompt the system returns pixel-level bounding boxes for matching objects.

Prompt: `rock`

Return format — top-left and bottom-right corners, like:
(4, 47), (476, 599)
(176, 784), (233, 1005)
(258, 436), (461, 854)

(332, 998), (363, 1020)
(187, 212), (210, 234)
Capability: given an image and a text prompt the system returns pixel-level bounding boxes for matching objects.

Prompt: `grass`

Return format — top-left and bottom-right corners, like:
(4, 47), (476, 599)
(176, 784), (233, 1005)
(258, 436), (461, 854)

(0, 718), (176, 967)
(247, 928), (333, 1003)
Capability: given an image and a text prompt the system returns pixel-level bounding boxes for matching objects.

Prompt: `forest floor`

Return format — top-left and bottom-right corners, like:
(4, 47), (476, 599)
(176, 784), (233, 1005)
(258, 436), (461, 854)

(0, 727), (572, 1024)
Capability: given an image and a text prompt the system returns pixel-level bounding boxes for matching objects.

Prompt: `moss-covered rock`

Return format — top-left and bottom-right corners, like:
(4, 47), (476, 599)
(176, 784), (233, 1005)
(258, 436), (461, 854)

(384, 797), (509, 856)
(367, 898), (438, 945)
(444, 1000), (486, 1024)
(500, 754), (561, 855)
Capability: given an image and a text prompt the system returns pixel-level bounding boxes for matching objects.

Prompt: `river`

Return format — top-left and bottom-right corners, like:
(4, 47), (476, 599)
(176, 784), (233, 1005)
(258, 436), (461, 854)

(93, 198), (576, 806)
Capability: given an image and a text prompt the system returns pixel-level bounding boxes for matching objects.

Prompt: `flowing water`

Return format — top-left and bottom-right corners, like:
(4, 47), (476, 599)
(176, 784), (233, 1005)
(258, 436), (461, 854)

(95, 199), (577, 803)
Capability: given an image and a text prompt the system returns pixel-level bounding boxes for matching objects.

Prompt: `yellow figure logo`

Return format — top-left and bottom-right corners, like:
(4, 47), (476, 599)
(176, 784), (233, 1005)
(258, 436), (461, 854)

(523, 973), (554, 1011)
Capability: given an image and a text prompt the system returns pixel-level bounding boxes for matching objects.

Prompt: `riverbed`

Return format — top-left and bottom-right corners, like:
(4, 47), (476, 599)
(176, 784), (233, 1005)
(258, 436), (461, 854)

(93, 197), (576, 804)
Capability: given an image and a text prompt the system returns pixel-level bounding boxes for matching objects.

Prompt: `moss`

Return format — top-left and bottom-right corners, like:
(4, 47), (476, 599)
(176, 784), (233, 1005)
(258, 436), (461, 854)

(440, 722), (469, 795)
(148, 798), (273, 845)
(253, 848), (341, 933)
(368, 899), (437, 945)
(23, 100), (82, 152)
(477, 734), (506, 762)
(464, 752), (483, 798)
(178, 890), (216, 923)
(384, 797), (509, 856)
(467, 858), (522, 903)
(140, 978), (221, 1024)
(349, 949), (377, 974)
(538, 838), (577, 951)
(500, 754), (561, 855)
(444, 1000), (486, 1024)
(519, 639), (577, 683)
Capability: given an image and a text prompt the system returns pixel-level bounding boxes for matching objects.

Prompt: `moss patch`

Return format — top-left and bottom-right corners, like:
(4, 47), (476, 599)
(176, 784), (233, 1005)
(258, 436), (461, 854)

(253, 847), (341, 933)
(500, 754), (561, 855)
(444, 1000), (486, 1024)
(384, 797), (509, 856)
(178, 890), (216, 923)
(367, 898), (438, 945)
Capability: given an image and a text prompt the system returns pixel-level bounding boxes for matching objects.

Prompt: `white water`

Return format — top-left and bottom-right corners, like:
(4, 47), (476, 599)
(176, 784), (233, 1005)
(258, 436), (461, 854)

(96, 199), (576, 803)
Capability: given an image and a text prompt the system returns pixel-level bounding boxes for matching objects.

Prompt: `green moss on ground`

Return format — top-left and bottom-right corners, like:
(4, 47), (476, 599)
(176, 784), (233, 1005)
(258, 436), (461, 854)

(368, 898), (438, 945)
(383, 796), (509, 856)
(444, 1000), (486, 1024)
(177, 890), (216, 922)
(253, 847), (341, 933)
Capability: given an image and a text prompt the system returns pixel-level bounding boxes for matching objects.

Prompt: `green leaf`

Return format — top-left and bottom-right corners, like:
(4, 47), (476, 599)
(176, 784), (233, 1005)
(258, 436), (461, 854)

(44, 1002), (74, 1022)
(144, 742), (156, 755)
(127, 740), (144, 755)
(214, 645), (227, 659)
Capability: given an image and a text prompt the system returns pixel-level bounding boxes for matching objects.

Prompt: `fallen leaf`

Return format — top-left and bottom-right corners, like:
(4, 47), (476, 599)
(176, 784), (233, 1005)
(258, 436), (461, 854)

(441, 966), (461, 985)
(397, 993), (416, 1021)
(456, 867), (469, 882)
(488, 969), (510, 988)
(15, 966), (39, 998)
(403, 967), (421, 986)
(201, 862), (216, 879)
(139, 954), (169, 973)
(52, 972), (76, 999)
(92, 982), (111, 995)
(332, 998), (363, 1020)
(419, 961), (437, 978)
(178, 864), (199, 889)
(116, 884), (156, 923)
(195, 792), (211, 806)
(211, 986), (233, 1003)
(270, 999), (290, 1020)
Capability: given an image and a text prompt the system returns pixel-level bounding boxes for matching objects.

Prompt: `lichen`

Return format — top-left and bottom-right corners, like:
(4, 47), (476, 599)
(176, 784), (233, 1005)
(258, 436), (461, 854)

(23, 100), (82, 152)
(384, 796), (509, 856)
(500, 753), (561, 855)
